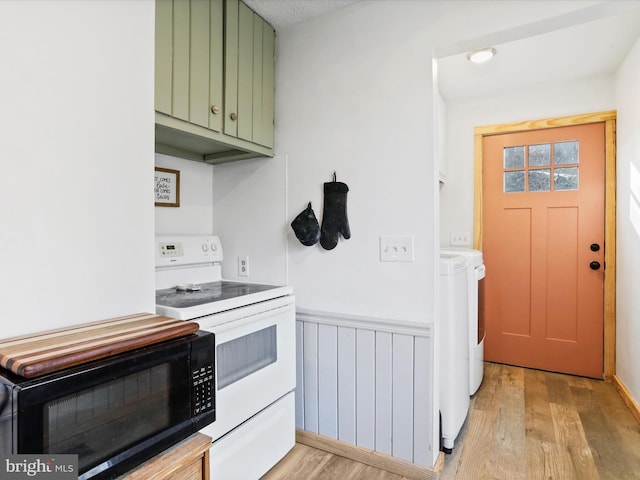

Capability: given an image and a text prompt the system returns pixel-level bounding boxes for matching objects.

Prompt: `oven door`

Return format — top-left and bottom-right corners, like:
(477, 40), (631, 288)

(198, 295), (295, 442)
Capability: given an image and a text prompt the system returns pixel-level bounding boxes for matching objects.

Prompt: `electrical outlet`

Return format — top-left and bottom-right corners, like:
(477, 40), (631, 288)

(380, 235), (414, 262)
(450, 232), (471, 246)
(238, 256), (249, 277)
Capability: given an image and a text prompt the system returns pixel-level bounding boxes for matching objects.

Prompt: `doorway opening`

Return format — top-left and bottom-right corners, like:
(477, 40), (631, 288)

(473, 111), (617, 379)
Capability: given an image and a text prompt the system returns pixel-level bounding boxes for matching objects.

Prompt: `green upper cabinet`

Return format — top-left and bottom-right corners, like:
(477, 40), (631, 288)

(155, 0), (275, 163)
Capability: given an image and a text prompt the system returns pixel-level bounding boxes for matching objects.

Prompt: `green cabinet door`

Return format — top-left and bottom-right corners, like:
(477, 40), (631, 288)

(155, 0), (223, 132)
(225, 0), (275, 148)
(154, 0), (173, 115)
(172, 0), (190, 121)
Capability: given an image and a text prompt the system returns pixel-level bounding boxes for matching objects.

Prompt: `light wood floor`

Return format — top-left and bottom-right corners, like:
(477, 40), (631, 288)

(440, 362), (640, 479)
(263, 362), (640, 480)
(262, 442), (414, 480)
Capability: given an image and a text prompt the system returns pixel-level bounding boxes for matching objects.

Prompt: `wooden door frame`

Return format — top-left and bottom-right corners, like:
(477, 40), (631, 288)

(473, 111), (617, 380)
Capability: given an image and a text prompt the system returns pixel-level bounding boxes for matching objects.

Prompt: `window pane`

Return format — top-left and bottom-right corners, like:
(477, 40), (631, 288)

(504, 170), (525, 192)
(504, 146), (525, 168)
(528, 143), (550, 167)
(554, 141), (579, 165)
(529, 169), (550, 191)
(554, 167), (579, 190)
(217, 325), (277, 389)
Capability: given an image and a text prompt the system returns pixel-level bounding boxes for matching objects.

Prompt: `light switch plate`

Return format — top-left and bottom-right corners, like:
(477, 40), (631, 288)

(450, 232), (471, 246)
(380, 235), (414, 262)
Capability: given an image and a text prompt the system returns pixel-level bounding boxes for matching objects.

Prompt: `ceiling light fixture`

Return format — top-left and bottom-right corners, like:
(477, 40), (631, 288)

(467, 47), (496, 64)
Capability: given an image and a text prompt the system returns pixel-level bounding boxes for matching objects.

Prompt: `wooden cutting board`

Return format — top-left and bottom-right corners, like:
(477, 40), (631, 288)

(0, 312), (199, 378)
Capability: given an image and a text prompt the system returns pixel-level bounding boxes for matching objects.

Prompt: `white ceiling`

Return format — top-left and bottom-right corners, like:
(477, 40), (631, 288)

(243, 0), (358, 30)
(243, 0), (640, 101)
(436, 2), (640, 100)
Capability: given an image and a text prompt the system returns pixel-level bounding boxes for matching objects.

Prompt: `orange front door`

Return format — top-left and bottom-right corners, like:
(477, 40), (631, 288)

(483, 122), (605, 379)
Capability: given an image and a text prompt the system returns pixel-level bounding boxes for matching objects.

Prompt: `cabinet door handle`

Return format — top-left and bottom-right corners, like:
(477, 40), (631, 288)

(210, 105), (220, 115)
(229, 112), (238, 121)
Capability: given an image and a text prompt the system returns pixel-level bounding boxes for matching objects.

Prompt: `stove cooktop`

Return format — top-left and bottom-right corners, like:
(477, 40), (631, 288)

(155, 280), (293, 320)
(155, 281), (281, 309)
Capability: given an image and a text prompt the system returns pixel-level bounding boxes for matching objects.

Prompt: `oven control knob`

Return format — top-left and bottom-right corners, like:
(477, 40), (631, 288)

(210, 243), (218, 252)
(202, 243), (209, 252)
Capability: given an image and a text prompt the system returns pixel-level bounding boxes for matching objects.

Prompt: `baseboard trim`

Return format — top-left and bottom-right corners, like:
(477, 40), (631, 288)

(433, 451), (445, 476)
(613, 375), (640, 424)
(295, 430), (435, 480)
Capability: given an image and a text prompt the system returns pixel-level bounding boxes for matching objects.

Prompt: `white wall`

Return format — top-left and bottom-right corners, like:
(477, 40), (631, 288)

(440, 74), (615, 246)
(212, 156), (289, 286)
(155, 154), (214, 236)
(614, 36), (640, 407)
(0, 1), (155, 337)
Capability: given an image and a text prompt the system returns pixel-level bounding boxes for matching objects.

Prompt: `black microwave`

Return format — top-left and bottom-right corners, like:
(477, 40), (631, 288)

(0, 330), (215, 480)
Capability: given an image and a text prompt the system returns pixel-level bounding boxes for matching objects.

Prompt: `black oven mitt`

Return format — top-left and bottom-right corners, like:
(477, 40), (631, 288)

(320, 173), (351, 250)
(291, 202), (321, 246)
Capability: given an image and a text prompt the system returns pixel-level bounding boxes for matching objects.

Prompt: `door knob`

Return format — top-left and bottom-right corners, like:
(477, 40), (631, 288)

(589, 261), (601, 270)
(590, 243), (600, 252)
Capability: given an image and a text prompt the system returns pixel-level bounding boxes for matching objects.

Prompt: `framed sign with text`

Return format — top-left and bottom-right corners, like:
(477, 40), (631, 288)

(154, 167), (180, 207)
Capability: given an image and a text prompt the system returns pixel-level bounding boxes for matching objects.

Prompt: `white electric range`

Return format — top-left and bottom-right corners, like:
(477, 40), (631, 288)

(155, 234), (295, 480)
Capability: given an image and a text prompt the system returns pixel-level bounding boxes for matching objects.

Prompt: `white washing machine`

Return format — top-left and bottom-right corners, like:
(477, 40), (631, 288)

(441, 248), (486, 395)
(439, 253), (469, 453)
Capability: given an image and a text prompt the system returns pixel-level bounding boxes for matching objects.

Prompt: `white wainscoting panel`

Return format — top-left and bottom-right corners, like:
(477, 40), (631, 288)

(338, 327), (356, 444)
(295, 309), (434, 466)
(318, 324), (338, 438)
(356, 329), (375, 450)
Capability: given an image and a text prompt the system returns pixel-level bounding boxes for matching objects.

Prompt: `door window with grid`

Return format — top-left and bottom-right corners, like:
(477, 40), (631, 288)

(503, 140), (579, 193)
